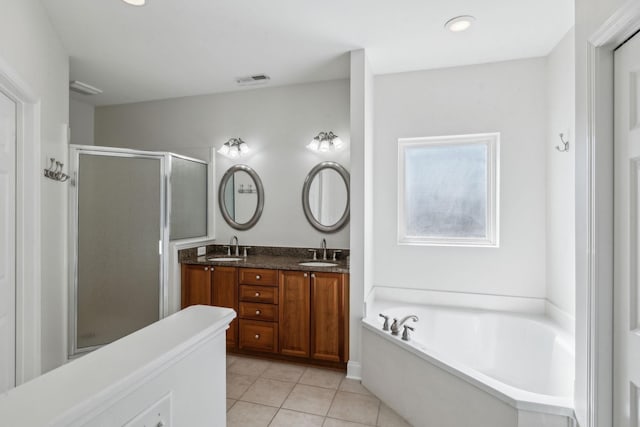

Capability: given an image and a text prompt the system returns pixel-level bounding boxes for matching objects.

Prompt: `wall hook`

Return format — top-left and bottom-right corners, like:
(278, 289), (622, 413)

(556, 133), (569, 152)
(43, 157), (70, 182)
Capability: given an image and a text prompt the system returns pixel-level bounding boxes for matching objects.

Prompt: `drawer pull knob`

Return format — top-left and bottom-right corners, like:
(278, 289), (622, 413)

(254, 334), (260, 339)
(255, 310), (261, 315)
(255, 292), (260, 297)
(256, 275), (261, 280)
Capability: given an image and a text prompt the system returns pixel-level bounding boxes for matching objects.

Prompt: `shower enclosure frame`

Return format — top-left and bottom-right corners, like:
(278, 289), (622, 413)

(67, 145), (209, 358)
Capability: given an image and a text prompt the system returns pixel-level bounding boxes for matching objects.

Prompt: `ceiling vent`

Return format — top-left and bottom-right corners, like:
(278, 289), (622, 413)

(69, 80), (103, 96)
(236, 74), (271, 86)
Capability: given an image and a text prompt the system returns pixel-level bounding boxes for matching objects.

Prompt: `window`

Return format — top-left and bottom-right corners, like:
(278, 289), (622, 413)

(398, 133), (499, 247)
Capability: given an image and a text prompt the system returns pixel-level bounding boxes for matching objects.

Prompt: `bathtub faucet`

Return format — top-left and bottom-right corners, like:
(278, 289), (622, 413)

(391, 315), (419, 336)
(379, 314), (390, 331)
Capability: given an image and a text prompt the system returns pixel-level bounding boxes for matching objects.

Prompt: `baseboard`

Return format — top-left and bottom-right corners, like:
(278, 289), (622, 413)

(347, 361), (362, 380)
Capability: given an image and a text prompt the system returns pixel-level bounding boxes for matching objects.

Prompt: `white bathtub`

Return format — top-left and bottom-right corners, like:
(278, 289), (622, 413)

(361, 300), (575, 427)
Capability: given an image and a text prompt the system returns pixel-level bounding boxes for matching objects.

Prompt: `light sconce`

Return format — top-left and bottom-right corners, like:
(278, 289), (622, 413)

(218, 138), (250, 159)
(307, 131), (345, 153)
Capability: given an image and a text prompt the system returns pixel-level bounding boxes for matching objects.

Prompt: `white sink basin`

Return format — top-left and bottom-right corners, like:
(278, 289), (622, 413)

(298, 261), (338, 267)
(207, 257), (243, 262)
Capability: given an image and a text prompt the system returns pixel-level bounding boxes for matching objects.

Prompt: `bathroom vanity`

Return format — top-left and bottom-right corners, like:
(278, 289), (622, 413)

(180, 247), (349, 369)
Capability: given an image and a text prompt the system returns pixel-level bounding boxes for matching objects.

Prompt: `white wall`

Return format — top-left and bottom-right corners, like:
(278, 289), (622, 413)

(95, 79), (350, 249)
(373, 58), (547, 300)
(0, 0), (69, 373)
(545, 28), (576, 319)
(69, 98), (94, 145)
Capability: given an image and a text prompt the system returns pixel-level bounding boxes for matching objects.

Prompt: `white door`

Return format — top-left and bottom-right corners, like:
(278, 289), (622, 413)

(615, 33), (640, 427)
(0, 89), (16, 392)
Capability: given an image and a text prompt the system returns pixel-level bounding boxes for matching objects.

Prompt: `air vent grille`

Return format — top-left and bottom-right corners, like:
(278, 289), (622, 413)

(236, 74), (271, 86)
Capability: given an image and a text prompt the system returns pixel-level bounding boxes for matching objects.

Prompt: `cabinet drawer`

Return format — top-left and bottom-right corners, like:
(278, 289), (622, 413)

(239, 285), (278, 304)
(239, 320), (278, 353)
(239, 302), (278, 321)
(239, 268), (278, 286)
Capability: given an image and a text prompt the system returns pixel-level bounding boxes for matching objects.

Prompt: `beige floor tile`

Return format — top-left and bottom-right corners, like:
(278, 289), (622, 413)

(227, 373), (258, 399)
(338, 378), (373, 396)
(228, 357), (273, 376)
(227, 401), (278, 427)
(268, 409), (325, 427)
(240, 378), (296, 407)
(327, 391), (380, 425)
(262, 362), (307, 383)
(299, 367), (345, 389)
(282, 384), (337, 416)
(227, 354), (240, 368)
(226, 398), (237, 411)
(377, 404), (413, 427)
(323, 418), (375, 427)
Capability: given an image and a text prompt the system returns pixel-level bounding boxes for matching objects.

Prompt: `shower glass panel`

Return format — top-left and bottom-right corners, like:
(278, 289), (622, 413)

(170, 155), (208, 240)
(74, 151), (165, 353)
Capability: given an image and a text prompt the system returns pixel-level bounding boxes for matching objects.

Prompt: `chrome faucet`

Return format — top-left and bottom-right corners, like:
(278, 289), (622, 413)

(379, 314), (390, 331)
(390, 315), (418, 336)
(230, 236), (239, 256)
(402, 325), (414, 341)
(321, 238), (327, 260)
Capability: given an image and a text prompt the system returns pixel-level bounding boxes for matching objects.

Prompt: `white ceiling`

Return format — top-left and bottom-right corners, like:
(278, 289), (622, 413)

(40, 0), (574, 106)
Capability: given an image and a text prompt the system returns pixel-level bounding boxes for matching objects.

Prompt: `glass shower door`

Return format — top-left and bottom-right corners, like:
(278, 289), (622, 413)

(73, 150), (166, 353)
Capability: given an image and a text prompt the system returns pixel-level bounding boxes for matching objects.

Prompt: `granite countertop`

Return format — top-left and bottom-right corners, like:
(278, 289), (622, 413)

(181, 253), (349, 274)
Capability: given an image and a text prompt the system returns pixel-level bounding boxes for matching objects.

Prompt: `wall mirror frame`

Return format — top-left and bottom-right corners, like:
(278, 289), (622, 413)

(302, 161), (350, 233)
(219, 164), (265, 230)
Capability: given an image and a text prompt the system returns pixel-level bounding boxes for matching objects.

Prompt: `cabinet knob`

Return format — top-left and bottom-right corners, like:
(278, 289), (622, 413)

(311, 273), (316, 278)
(255, 310), (261, 315)
(304, 273), (308, 277)
(254, 334), (260, 339)
(256, 275), (261, 280)
(255, 292), (260, 297)
(204, 267), (208, 271)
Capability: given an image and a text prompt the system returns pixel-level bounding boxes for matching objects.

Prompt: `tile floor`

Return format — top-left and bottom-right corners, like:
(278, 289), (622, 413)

(226, 355), (413, 427)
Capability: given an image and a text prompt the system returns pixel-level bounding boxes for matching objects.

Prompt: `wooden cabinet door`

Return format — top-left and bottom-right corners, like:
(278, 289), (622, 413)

(181, 264), (212, 308)
(279, 271), (310, 358)
(212, 266), (238, 348)
(311, 272), (347, 363)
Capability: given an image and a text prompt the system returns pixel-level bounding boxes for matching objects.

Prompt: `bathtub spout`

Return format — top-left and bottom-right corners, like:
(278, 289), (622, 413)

(391, 315), (419, 336)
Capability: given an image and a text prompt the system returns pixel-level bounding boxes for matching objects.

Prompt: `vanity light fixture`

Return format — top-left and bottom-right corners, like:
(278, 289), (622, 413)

(218, 138), (250, 159)
(445, 15), (475, 32)
(121, 0), (146, 5)
(307, 131), (345, 153)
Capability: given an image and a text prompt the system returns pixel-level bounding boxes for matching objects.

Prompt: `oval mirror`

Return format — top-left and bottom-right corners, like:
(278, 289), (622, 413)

(302, 162), (350, 233)
(219, 164), (264, 230)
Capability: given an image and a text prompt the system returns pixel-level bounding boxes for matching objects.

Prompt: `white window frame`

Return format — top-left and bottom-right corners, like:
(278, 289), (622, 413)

(397, 132), (500, 247)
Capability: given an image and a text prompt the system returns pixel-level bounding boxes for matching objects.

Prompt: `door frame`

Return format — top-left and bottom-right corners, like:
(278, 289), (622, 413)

(0, 55), (41, 385)
(582, 2), (640, 426)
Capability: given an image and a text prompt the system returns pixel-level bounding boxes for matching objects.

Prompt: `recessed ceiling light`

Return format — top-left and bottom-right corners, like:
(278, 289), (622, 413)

(122, 0), (146, 6)
(445, 15), (475, 32)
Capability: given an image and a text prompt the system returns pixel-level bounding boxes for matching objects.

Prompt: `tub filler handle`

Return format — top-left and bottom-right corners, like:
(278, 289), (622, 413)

(402, 325), (414, 341)
(379, 314), (390, 331)
(391, 315), (419, 336)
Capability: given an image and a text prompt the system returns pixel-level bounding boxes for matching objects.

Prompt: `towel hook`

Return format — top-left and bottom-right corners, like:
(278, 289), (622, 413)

(556, 133), (569, 152)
